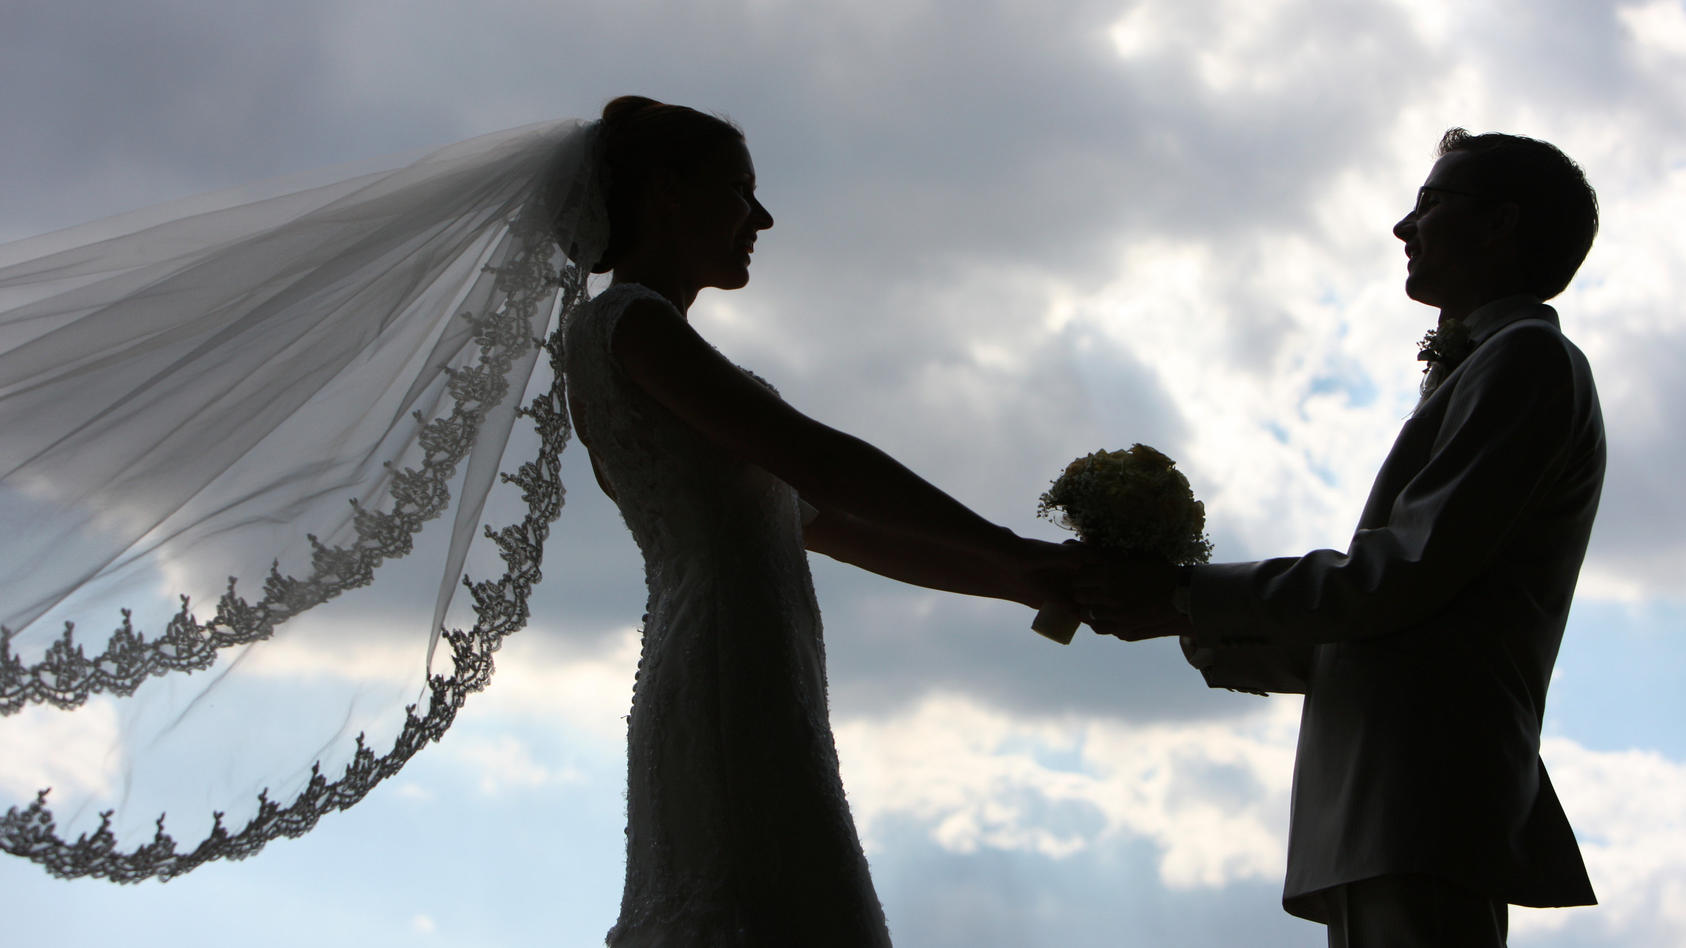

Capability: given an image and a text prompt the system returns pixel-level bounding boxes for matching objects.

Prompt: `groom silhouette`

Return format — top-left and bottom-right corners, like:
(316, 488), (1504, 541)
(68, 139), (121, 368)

(1073, 129), (1603, 947)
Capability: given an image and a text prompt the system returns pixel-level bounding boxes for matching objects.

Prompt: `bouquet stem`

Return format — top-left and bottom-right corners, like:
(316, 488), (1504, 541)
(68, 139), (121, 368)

(1032, 602), (1080, 645)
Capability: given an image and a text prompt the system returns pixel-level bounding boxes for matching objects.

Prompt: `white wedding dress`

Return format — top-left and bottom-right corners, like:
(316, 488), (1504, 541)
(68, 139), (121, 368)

(563, 283), (892, 946)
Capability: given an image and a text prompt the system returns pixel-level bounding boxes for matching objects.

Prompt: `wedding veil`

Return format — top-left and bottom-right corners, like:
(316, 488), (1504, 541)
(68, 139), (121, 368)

(0, 118), (605, 881)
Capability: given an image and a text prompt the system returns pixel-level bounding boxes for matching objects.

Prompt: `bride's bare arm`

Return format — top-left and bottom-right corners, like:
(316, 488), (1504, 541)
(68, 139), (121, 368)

(803, 511), (1071, 607)
(611, 297), (1030, 568)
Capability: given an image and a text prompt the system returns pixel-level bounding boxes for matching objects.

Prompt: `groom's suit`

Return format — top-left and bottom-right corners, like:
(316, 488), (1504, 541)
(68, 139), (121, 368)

(1183, 295), (1603, 920)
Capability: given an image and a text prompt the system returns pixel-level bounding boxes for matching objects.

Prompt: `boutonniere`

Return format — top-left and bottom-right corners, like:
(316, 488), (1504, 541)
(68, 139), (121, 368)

(1417, 318), (1474, 373)
(1416, 318), (1477, 400)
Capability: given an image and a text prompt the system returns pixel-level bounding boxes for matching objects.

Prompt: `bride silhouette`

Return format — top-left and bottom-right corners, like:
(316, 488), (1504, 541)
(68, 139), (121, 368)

(570, 95), (1068, 945)
(0, 96), (1070, 944)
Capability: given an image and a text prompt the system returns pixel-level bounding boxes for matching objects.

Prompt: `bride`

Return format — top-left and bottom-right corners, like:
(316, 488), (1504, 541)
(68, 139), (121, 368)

(0, 95), (1069, 941)
(569, 96), (1066, 944)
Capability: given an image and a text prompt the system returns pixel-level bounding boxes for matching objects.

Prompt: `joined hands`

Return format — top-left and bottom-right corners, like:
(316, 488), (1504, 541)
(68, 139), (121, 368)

(1033, 546), (1193, 642)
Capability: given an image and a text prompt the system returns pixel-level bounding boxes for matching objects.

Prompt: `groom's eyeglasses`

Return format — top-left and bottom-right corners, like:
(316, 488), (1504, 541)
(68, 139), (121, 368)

(1413, 186), (1489, 216)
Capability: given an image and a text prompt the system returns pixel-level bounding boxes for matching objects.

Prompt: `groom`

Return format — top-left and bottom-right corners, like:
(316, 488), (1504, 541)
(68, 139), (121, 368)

(1073, 129), (1604, 947)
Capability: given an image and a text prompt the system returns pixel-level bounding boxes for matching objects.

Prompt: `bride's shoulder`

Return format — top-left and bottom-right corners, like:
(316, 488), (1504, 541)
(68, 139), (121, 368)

(572, 282), (665, 338)
(588, 281), (672, 313)
(567, 284), (690, 375)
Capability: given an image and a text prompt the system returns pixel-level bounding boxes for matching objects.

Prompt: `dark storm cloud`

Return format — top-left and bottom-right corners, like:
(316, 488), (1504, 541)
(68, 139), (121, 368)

(2, 0), (368, 235)
(5, 0), (1419, 263)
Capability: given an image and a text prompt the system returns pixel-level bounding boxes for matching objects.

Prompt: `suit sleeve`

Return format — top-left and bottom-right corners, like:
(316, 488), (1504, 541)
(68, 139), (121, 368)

(1186, 324), (1581, 651)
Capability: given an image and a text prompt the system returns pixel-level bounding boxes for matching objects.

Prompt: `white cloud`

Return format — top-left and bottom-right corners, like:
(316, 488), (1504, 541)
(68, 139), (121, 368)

(1380, 0), (1456, 47)
(1063, 233), (1411, 561)
(1570, 161), (1686, 602)
(192, 611), (642, 745)
(1619, 0), (1686, 58)
(1106, 4), (1157, 60)
(461, 624), (642, 748)
(1107, 0), (1411, 100)
(838, 691), (1686, 941)
(0, 700), (121, 801)
(835, 692), (1300, 889)
(394, 782), (433, 802)
(837, 693), (1686, 944)
(447, 734), (580, 797)
(231, 618), (430, 684)
(410, 913), (437, 935)
(1505, 738), (1686, 945)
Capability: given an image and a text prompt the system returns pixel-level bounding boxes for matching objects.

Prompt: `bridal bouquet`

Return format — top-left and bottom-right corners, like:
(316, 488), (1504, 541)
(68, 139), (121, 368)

(1033, 444), (1212, 643)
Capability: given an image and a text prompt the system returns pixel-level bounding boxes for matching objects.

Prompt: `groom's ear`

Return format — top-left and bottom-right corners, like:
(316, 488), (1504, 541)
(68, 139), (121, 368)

(1479, 200), (1521, 247)
(1475, 200), (1525, 274)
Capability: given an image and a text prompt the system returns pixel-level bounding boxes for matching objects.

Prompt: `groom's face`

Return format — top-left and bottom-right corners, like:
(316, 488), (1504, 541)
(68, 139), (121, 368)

(1392, 151), (1495, 312)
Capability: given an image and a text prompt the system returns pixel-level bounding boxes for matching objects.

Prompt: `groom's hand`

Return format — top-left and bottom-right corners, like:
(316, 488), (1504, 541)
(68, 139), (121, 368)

(1072, 554), (1191, 641)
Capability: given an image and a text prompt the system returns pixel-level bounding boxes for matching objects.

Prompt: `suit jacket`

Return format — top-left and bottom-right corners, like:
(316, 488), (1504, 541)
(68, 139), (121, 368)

(1185, 296), (1603, 920)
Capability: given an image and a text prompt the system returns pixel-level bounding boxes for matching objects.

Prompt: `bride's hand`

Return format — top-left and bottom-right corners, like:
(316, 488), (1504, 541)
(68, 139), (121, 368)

(1072, 554), (1190, 640)
(1004, 537), (1086, 610)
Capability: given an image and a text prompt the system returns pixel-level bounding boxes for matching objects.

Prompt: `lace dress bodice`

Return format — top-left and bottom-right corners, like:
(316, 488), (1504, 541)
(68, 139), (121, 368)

(561, 283), (890, 947)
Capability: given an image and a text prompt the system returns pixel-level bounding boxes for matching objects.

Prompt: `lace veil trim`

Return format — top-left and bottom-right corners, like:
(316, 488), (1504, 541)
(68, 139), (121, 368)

(0, 119), (606, 880)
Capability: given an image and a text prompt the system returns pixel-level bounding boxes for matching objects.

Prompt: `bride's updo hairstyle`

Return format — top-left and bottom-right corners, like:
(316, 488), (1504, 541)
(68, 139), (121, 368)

(592, 95), (744, 274)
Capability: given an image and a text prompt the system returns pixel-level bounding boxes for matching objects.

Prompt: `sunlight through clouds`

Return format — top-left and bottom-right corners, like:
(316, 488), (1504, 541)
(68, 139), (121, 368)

(1066, 237), (1394, 558)
(1106, 2), (1169, 60)
(1379, 0), (1455, 47)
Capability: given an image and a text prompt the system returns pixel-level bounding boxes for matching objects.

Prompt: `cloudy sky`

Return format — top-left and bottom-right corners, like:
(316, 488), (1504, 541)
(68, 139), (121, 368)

(3, 0), (1685, 945)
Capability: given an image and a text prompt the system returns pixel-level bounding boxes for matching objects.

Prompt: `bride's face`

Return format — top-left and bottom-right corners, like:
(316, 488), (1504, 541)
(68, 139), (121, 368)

(670, 138), (774, 292)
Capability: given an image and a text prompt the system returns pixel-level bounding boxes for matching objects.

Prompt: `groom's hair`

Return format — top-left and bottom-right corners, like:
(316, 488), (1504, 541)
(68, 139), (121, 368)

(592, 95), (744, 273)
(1437, 128), (1599, 301)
